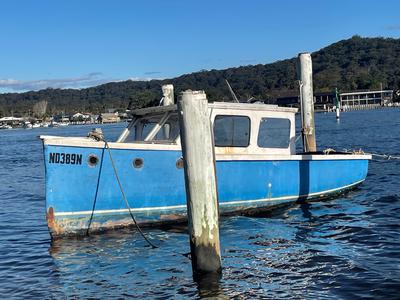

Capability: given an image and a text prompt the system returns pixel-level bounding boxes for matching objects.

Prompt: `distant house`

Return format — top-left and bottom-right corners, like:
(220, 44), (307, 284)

(98, 112), (120, 124)
(71, 112), (92, 124)
(314, 92), (336, 110)
(276, 92), (336, 110)
(53, 114), (71, 123)
(71, 112), (84, 119)
(106, 108), (118, 113)
(0, 116), (24, 126)
(276, 95), (299, 108)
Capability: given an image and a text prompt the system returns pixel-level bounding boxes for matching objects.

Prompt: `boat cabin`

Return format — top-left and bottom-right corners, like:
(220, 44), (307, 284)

(117, 102), (298, 155)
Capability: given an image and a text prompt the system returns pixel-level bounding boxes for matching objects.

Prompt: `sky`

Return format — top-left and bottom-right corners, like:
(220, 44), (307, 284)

(1, 0), (400, 93)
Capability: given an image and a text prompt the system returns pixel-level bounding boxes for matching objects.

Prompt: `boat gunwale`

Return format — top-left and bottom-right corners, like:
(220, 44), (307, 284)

(40, 137), (371, 160)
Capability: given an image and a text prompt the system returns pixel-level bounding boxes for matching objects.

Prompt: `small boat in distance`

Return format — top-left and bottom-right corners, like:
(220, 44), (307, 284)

(40, 86), (371, 239)
(0, 124), (12, 129)
(23, 122), (33, 129)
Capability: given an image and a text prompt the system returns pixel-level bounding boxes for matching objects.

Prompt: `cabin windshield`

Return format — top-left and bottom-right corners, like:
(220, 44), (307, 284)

(121, 112), (180, 143)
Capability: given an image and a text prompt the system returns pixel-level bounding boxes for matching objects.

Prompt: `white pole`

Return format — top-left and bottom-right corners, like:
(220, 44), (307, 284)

(178, 90), (221, 274)
(297, 53), (317, 152)
(335, 87), (341, 120)
(162, 84), (174, 138)
(162, 84), (174, 106)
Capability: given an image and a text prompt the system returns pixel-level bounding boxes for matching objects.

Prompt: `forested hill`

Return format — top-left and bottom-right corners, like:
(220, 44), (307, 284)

(1, 35), (400, 116)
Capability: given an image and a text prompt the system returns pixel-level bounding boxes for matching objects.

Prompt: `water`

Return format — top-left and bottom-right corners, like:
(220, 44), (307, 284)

(1, 110), (399, 299)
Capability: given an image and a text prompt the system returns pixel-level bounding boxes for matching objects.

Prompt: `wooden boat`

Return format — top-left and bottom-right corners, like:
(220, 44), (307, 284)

(40, 97), (370, 238)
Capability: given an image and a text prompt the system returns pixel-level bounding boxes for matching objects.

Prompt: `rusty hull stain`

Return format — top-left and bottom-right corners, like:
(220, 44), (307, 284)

(222, 147), (235, 155)
(48, 209), (188, 239)
(46, 207), (64, 236)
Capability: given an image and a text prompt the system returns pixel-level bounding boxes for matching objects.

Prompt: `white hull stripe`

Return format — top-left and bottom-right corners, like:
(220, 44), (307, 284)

(53, 179), (365, 217)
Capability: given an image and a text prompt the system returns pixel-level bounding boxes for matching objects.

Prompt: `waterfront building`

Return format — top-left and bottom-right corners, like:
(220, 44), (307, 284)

(276, 89), (394, 110)
(340, 90), (393, 108)
(98, 112), (121, 123)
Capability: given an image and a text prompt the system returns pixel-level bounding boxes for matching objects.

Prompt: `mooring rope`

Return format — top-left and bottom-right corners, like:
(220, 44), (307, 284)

(83, 132), (195, 258)
(338, 148), (400, 160)
(368, 153), (400, 160)
(85, 131), (157, 248)
(104, 140), (158, 248)
(291, 142), (400, 160)
(86, 147), (106, 236)
(105, 140), (194, 258)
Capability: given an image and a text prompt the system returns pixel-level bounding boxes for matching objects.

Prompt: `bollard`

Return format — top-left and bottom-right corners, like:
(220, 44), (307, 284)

(162, 84), (174, 139)
(297, 53), (317, 152)
(177, 90), (222, 274)
(162, 84), (174, 106)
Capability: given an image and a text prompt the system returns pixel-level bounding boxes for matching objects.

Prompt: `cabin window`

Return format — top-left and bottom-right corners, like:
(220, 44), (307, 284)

(124, 127), (137, 142)
(152, 115), (180, 141)
(142, 122), (156, 138)
(123, 114), (179, 143)
(213, 115), (250, 147)
(257, 118), (290, 148)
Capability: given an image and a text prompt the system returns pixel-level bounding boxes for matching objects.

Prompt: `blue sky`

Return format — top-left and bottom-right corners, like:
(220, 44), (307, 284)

(1, 0), (400, 93)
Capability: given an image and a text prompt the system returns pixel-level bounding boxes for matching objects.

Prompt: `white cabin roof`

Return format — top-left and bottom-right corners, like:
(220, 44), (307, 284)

(209, 102), (298, 113)
(131, 102), (297, 116)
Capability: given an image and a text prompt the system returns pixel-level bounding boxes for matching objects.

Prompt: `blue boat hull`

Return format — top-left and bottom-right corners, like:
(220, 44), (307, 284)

(43, 144), (369, 238)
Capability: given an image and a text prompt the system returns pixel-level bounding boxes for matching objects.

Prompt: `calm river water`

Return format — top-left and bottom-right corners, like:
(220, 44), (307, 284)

(0, 109), (399, 299)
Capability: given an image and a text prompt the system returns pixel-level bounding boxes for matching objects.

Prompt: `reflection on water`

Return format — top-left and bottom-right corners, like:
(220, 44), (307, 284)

(195, 272), (225, 299)
(1, 110), (400, 298)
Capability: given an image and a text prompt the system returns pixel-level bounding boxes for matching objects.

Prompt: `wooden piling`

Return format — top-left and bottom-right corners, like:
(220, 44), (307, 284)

(177, 90), (222, 274)
(297, 53), (317, 152)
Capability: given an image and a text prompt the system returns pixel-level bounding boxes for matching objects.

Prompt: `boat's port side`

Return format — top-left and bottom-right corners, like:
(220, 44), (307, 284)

(40, 101), (370, 238)
(42, 137), (370, 238)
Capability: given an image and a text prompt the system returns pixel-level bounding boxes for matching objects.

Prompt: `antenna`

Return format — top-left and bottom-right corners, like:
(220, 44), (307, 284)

(225, 79), (239, 103)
